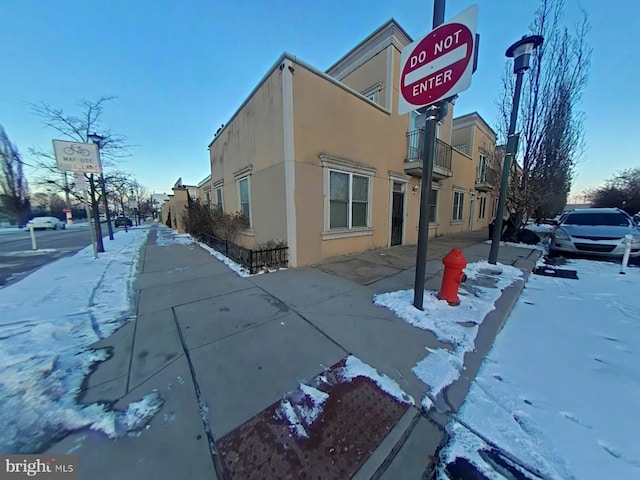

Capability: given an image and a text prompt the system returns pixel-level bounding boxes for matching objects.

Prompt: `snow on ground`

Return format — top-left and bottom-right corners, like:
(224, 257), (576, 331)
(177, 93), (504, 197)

(0, 226), (163, 453)
(483, 239), (548, 252)
(277, 355), (414, 438)
(339, 355), (415, 405)
(439, 258), (640, 480)
(155, 226), (284, 277)
(525, 222), (554, 234)
(374, 262), (523, 408)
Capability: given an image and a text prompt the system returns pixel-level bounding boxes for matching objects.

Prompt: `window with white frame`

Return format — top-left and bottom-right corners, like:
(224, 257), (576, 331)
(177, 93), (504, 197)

(453, 190), (465, 221)
(361, 83), (382, 104)
(237, 177), (250, 225)
(329, 170), (370, 229)
(215, 186), (223, 212)
(478, 195), (487, 219)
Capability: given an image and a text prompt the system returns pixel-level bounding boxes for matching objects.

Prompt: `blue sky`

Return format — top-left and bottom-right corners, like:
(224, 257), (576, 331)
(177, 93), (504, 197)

(1, 0), (636, 201)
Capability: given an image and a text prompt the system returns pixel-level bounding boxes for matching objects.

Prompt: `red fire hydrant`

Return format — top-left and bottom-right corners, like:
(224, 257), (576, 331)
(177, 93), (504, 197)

(438, 248), (467, 306)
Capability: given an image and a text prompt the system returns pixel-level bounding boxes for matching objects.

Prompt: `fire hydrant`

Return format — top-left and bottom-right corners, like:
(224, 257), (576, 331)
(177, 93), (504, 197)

(438, 248), (467, 306)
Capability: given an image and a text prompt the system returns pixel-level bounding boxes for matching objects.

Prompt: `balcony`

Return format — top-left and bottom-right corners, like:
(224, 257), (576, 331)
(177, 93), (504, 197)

(475, 164), (500, 192)
(404, 130), (453, 180)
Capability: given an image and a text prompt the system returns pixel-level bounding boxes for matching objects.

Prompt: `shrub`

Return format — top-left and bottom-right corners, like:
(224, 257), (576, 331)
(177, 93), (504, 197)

(181, 200), (249, 243)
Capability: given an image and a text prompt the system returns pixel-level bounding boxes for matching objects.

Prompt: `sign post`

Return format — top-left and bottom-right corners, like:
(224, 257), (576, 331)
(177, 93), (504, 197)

(399, 3), (477, 310)
(52, 140), (104, 255)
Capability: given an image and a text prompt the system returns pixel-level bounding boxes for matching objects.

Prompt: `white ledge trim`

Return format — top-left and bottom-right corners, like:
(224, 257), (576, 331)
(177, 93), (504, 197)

(320, 155), (377, 176)
(322, 228), (374, 240)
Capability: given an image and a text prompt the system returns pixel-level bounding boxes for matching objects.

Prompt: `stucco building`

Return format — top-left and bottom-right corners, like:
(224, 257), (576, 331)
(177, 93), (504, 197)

(205, 19), (499, 267)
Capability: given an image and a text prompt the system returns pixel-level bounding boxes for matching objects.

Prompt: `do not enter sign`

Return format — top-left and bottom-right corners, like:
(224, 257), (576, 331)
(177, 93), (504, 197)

(398, 5), (477, 114)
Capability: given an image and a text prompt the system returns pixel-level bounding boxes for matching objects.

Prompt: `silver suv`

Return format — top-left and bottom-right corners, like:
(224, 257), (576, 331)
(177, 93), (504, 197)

(550, 208), (640, 257)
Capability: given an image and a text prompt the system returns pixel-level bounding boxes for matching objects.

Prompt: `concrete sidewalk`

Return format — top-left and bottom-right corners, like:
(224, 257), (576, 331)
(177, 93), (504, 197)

(47, 225), (540, 479)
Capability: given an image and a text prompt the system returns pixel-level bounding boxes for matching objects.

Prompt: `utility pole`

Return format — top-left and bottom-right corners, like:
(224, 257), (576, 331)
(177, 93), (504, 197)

(89, 174), (105, 253)
(413, 0), (446, 311)
(488, 35), (543, 264)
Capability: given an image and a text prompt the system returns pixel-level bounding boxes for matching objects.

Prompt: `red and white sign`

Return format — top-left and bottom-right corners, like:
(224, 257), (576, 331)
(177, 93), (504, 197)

(398, 5), (477, 114)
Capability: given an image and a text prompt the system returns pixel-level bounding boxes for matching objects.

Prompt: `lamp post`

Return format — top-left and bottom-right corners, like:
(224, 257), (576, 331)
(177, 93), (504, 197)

(88, 133), (114, 241)
(488, 35), (543, 265)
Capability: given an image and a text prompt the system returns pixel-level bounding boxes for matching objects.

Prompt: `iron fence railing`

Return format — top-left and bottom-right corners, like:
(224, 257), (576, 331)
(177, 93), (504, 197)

(195, 232), (288, 274)
(405, 130), (453, 171)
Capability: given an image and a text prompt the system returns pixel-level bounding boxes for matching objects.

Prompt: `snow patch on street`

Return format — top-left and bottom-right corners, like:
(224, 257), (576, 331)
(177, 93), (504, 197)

(0, 227), (161, 453)
(374, 261), (523, 410)
(277, 383), (330, 438)
(440, 258), (640, 479)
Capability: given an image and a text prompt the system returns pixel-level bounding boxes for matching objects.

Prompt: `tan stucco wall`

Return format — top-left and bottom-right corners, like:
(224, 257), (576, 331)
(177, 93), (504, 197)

(291, 61), (417, 266)
(170, 188), (189, 234)
(208, 68), (287, 248)
(339, 50), (390, 109)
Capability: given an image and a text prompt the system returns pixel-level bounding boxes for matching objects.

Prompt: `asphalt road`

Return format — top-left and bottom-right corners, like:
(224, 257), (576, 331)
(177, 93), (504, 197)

(0, 223), (112, 288)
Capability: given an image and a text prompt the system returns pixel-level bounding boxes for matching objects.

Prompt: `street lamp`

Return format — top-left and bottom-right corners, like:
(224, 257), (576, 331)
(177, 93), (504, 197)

(488, 35), (543, 265)
(88, 133), (114, 241)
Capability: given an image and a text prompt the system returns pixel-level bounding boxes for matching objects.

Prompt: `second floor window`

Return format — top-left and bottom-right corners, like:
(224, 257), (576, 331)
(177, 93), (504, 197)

(478, 154), (488, 182)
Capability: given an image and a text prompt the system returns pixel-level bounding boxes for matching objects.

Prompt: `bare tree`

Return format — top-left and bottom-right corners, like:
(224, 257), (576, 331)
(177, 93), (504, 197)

(497, 0), (591, 226)
(0, 125), (31, 224)
(28, 96), (134, 249)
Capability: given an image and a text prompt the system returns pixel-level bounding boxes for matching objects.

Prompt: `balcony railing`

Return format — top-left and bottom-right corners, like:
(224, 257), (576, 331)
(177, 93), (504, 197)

(476, 164), (500, 186)
(405, 130), (452, 171)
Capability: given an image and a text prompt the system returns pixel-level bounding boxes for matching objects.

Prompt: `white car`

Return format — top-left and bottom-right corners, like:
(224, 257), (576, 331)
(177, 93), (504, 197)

(27, 216), (65, 230)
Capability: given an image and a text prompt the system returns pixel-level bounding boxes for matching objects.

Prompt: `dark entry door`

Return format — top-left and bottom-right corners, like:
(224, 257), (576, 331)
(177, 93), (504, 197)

(391, 183), (404, 246)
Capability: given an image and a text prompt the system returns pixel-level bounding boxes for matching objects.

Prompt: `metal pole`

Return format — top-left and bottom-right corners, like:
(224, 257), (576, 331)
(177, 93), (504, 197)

(84, 190), (98, 258)
(29, 225), (37, 250)
(413, 0), (446, 310)
(63, 172), (72, 226)
(89, 174), (105, 253)
(488, 70), (524, 264)
(100, 173), (114, 240)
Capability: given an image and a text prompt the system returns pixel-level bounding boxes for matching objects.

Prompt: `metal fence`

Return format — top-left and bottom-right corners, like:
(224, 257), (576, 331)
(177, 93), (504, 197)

(405, 130), (453, 171)
(195, 232), (288, 274)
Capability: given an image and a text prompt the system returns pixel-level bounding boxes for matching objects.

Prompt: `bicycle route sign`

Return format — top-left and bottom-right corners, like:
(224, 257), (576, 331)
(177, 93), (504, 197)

(398, 4), (477, 115)
(52, 140), (102, 173)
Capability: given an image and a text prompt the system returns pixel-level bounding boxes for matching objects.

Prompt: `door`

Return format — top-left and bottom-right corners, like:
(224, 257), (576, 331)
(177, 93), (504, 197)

(391, 182), (405, 246)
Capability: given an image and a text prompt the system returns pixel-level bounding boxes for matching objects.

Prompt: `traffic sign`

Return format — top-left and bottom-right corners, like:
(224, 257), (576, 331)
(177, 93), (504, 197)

(52, 140), (102, 173)
(398, 5), (477, 114)
(74, 172), (88, 191)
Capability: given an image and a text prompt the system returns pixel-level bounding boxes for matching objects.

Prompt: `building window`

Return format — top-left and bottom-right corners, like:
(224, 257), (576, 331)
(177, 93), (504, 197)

(237, 177), (250, 225)
(215, 186), (223, 212)
(205, 191), (211, 208)
(329, 170), (370, 229)
(478, 195), (487, 219)
(478, 153), (488, 182)
(361, 82), (382, 105)
(492, 197), (499, 219)
(453, 191), (465, 221)
(429, 188), (438, 222)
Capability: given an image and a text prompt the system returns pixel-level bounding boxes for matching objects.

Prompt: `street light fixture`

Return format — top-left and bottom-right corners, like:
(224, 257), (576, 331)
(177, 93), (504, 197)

(488, 35), (543, 265)
(88, 133), (114, 241)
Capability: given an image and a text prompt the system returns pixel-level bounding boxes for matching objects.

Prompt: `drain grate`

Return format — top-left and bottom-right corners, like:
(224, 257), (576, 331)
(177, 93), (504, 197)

(533, 266), (578, 280)
(216, 359), (409, 480)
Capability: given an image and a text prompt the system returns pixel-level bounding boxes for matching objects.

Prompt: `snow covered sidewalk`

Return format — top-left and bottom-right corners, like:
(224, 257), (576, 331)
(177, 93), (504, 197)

(439, 258), (640, 479)
(0, 226), (163, 453)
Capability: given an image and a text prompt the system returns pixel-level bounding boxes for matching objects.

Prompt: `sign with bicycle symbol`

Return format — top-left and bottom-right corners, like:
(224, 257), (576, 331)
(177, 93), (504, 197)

(52, 139), (102, 173)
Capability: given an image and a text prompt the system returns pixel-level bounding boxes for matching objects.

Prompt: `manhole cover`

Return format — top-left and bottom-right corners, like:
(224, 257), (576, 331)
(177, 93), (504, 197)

(216, 358), (410, 479)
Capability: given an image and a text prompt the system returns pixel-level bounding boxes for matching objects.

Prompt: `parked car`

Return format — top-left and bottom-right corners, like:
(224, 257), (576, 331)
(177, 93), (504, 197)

(114, 216), (133, 228)
(550, 208), (640, 258)
(26, 216), (65, 230)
